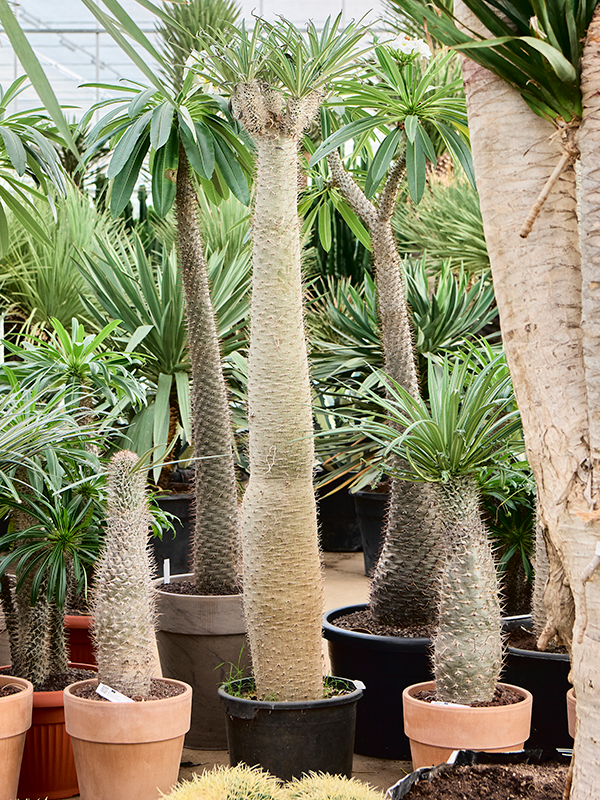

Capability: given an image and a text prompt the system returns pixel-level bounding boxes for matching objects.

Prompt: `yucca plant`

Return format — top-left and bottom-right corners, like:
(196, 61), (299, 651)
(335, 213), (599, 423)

(352, 348), (523, 703)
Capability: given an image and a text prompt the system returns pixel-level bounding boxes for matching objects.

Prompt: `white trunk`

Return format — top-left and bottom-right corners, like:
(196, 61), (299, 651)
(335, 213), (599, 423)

(240, 126), (324, 701)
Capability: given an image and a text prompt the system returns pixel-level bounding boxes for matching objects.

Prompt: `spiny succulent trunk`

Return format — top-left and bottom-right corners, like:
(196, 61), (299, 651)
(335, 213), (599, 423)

(93, 451), (156, 697)
(48, 599), (68, 674)
(0, 575), (20, 672)
(434, 476), (503, 704)
(175, 145), (240, 595)
(368, 220), (441, 627)
(241, 133), (324, 701)
(22, 589), (51, 687)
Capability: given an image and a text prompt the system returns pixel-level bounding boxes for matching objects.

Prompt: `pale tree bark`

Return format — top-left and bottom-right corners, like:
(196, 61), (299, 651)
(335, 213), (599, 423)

(175, 145), (241, 595)
(456, 4), (600, 797)
(233, 84), (324, 701)
(327, 151), (441, 628)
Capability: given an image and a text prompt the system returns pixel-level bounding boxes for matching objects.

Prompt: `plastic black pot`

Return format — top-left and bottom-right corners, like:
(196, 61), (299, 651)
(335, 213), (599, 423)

(316, 474), (362, 552)
(388, 748), (571, 799)
(352, 490), (387, 575)
(152, 493), (193, 577)
(501, 615), (572, 749)
(218, 676), (363, 781)
(323, 604), (432, 760)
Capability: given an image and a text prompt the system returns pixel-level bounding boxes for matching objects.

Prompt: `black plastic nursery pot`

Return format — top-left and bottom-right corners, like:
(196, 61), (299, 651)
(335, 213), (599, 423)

(352, 490), (387, 575)
(501, 615), (572, 749)
(323, 604), (432, 760)
(218, 676), (363, 782)
(387, 748), (571, 799)
(153, 493), (193, 577)
(316, 474), (362, 552)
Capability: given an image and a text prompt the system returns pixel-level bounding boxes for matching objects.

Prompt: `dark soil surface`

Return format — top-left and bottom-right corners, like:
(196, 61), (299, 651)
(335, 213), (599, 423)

(331, 608), (434, 639)
(413, 684), (524, 708)
(71, 677), (186, 702)
(0, 665), (95, 692)
(0, 682), (24, 697)
(158, 580), (238, 597)
(403, 762), (567, 799)
(507, 626), (569, 655)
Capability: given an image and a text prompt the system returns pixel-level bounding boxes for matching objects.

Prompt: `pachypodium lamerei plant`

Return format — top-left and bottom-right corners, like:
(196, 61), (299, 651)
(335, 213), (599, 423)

(309, 42), (473, 629)
(354, 347), (523, 703)
(92, 450), (156, 698)
(196, 15), (372, 701)
(79, 0), (254, 596)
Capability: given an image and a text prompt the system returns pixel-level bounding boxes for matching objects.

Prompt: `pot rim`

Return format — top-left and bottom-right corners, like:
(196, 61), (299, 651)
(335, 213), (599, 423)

(403, 680), (533, 710)
(503, 614), (569, 662)
(153, 573), (243, 601)
(323, 604), (431, 650)
(219, 676), (363, 713)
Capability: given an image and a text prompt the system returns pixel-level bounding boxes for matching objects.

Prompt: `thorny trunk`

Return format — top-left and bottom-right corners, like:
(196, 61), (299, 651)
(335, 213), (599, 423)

(234, 85), (324, 701)
(327, 152), (441, 628)
(457, 3), (600, 796)
(175, 145), (240, 595)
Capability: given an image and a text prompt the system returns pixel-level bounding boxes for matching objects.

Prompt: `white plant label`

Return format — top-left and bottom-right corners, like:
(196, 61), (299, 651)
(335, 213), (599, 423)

(164, 558), (171, 584)
(96, 683), (135, 703)
(431, 701), (470, 708)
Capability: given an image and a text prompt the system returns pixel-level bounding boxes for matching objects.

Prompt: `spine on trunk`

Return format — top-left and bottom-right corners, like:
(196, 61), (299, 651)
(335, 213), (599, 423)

(92, 450), (156, 698)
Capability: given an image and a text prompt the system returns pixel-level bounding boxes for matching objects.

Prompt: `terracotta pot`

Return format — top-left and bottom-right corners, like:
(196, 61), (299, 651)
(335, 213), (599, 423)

(64, 615), (96, 667)
(0, 675), (33, 800)
(64, 677), (192, 800)
(566, 687), (576, 739)
(403, 680), (533, 769)
(154, 573), (248, 748)
(17, 662), (96, 800)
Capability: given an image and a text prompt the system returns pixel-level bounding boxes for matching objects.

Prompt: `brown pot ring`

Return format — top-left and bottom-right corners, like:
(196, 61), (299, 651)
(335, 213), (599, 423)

(403, 680), (533, 769)
(64, 677), (192, 800)
(153, 574), (248, 749)
(0, 675), (33, 800)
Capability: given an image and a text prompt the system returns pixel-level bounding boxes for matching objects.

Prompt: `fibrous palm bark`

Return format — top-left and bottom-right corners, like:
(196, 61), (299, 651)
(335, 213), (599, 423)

(232, 83), (325, 701)
(327, 152), (441, 628)
(175, 145), (240, 595)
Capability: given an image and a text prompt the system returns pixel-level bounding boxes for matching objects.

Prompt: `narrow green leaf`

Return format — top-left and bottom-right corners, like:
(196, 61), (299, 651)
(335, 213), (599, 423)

(175, 372), (191, 445)
(0, 184), (50, 245)
(107, 108), (152, 179)
(152, 372), (172, 481)
(0, 0), (77, 157)
(125, 325), (154, 353)
(318, 201), (332, 251)
(129, 86), (156, 119)
(365, 127), (402, 199)
(151, 127), (178, 217)
(0, 126), (27, 175)
(310, 116), (379, 165)
(0, 200), (8, 256)
(150, 102), (174, 150)
(213, 135), (250, 205)
(405, 134), (426, 204)
(110, 134), (149, 217)
(520, 36), (578, 83)
(416, 124), (437, 164)
(333, 195), (372, 251)
(404, 115), (418, 144)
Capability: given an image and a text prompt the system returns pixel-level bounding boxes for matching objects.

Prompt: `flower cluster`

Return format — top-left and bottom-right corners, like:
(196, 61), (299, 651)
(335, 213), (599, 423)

(385, 35), (432, 63)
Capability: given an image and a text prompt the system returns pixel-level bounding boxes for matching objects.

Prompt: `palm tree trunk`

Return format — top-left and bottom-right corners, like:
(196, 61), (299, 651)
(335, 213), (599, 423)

(175, 145), (240, 595)
(327, 151), (441, 628)
(236, 88), (324, 701)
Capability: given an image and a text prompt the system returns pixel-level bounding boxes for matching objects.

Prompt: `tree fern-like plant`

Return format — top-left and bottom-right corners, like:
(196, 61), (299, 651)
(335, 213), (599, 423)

(92, 450), (156, 697)
(355, 349), (523, 703)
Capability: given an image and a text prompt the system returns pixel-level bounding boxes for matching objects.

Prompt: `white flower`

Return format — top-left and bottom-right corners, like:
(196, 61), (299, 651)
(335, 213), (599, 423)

(183, 52), (217, 94)
(384, 34), (432, 61)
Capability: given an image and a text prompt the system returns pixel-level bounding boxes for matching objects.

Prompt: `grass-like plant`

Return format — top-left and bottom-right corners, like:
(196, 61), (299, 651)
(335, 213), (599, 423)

(352, 347), (523, 703)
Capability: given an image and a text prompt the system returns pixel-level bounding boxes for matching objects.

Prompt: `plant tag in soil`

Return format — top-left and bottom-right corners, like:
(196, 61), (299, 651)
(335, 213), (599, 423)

(431, 701), (470, 708)
(96, 683), (135, 703)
